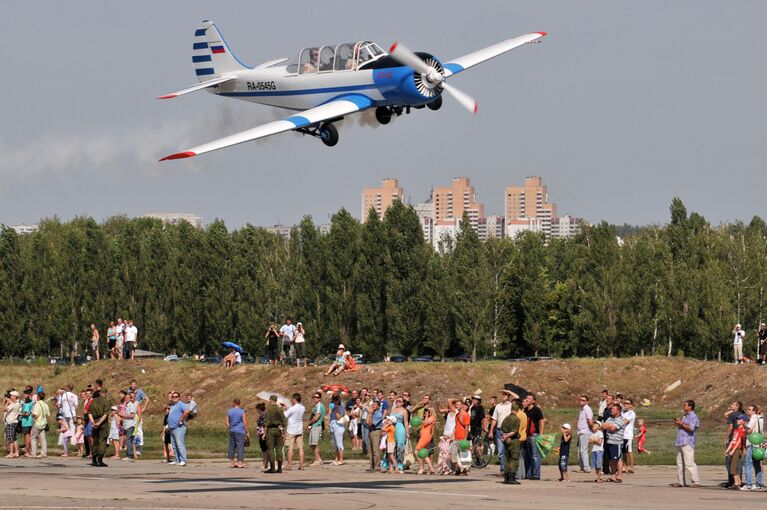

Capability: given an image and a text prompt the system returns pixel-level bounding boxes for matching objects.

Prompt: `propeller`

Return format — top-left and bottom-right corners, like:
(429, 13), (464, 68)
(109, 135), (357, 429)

(389, 41), (477, 114)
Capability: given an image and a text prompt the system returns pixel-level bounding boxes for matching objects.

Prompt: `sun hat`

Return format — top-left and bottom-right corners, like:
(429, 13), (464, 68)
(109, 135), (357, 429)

(562, 423), (572, 430)
(344, 351), (351, 356)
(110, 406), (118, 411)
(472, 390), (482, 400)
(9, 391), (19, 397)
(338, 344), (345, 349)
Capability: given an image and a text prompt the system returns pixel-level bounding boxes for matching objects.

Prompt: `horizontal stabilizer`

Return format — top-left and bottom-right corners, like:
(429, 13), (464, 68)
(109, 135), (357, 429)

(157, 76), (235, 99)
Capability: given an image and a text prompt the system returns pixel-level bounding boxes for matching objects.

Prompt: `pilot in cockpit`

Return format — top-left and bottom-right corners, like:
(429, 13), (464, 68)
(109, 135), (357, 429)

(303, 47), (319, 73)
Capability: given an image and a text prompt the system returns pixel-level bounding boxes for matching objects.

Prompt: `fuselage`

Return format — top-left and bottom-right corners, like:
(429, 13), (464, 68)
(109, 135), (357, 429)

(211, 56), (444, 111)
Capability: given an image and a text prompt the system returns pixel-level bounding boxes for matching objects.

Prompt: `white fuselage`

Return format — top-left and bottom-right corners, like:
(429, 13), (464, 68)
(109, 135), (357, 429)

(211, 66), (385, 111)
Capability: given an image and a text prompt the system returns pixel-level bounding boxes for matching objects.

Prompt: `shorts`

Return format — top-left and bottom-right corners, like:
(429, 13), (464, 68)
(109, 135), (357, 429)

(108, 338), (116, 349)
(590, 450), (603, 470)
(4, 423), (18, 443)
(163, 429), (171, 445)
(387, 442), (396, 454)
(559, 454), (569, 472)
(268, 345), (278, 361)
(285, 432), (303, 450)
(21, 426), (32, 435)
(730, 448), (743, 475)
(622, 438), (633, 454)
(309, 426), (322, 445)
(91, 341), (99, 351)
(606, 443), (621, 461)
(84, 422), (93, 437)
(294, 342), (304, 358)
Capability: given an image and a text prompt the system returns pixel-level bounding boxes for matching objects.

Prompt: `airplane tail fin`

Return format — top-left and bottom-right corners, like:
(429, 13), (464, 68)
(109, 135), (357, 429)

(192, 20), (250, 81)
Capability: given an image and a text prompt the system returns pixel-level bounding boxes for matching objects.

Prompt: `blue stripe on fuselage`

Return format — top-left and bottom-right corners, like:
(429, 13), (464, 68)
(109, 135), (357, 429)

(193, 42), (209, 50)
(219, 83), (377, 97)
(196, 68), (215, 76)
(192, 55), (212, 63)
(195, 29), (207, 36)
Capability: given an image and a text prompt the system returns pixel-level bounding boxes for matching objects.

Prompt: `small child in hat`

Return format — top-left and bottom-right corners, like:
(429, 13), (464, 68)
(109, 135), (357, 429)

(556, 423), (572, 481)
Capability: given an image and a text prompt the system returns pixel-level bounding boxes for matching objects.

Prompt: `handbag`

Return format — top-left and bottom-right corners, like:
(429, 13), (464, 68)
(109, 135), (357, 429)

(339, 414), (350, 426)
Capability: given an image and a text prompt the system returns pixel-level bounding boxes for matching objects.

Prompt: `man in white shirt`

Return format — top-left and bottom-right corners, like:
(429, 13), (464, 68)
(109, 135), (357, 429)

(598, 389), (609, 416)
(125, 320), (139, 360)
(621, 399), (636, 474)
(489, 389), (513, 477)
(121, 393), (138, 460)
(115, 318), (126, 360)
(284, 393), (306, 470)
(577, 395), (594, 472)
(733, 324), (745, 364)
(279, 319), (296, 366)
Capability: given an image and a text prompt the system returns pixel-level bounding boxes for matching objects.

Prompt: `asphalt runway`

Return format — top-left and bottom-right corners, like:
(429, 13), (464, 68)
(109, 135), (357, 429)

(0, 459), (762, 509)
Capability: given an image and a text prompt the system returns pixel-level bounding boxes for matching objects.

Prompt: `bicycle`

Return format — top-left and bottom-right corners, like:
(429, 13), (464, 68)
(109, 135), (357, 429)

(471, 434), (495, 469)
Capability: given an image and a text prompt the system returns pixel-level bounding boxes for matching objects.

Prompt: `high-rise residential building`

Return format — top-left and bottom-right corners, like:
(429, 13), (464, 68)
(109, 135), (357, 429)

(478, 215), (505, 241)
(433, 218), (461, 251)
(413, 201), (435, 244)
(431, 177), (485, 232)
(9, 224), (39, 235)
(504, 176), (557, 238)
(551, 215), (586, 239)
(361, 178), (403, 221)
(143, 212), (203, 229)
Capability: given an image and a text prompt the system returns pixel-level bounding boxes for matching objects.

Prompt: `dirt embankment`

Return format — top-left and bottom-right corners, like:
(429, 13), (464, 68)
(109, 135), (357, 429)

(2, 357), (763, 424)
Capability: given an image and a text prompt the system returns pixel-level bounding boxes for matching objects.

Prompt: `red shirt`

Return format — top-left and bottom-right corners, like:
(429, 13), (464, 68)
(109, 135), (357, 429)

(454, 410), (470, 440)
(728, 426), (745, 451)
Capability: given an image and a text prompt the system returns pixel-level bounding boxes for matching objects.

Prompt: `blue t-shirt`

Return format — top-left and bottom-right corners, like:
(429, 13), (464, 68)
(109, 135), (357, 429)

(227, 407), (246, 434)
(370, 408), (383, 430)
(168, 401), (189, 430)
(21, 401), (34, 427)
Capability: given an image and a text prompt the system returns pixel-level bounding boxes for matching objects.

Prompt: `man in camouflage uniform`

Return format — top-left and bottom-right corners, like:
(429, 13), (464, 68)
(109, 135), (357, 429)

(500, 399), (522, 484)
(264, 395), (287, 473)
(87, 379), (112, 467)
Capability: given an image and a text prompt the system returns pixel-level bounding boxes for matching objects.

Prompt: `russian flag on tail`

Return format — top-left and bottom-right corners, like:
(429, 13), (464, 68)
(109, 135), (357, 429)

(211, 45), (225, 54)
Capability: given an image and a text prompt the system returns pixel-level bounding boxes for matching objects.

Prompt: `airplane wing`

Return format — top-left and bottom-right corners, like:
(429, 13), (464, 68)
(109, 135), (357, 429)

(158, 76), (236, 99)
(442, 32), (546, 78)
(160, 95), (372, 160)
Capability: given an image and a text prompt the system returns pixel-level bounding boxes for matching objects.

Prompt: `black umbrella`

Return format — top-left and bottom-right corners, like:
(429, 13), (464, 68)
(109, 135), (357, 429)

(504, 383), (529, 400)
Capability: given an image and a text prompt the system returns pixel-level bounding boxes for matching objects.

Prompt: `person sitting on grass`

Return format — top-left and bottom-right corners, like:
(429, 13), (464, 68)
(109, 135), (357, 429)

(223, 347), (241, 368)
(323, 345), (346, 377)
(342, 352), (360, 373)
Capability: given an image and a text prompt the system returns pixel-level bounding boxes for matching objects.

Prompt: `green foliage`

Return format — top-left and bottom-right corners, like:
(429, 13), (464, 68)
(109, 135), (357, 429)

(1, 198), (766, 362)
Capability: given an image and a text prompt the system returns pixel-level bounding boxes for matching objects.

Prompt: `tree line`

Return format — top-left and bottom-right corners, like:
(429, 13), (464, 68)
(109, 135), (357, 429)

(1, 198), (766, 362)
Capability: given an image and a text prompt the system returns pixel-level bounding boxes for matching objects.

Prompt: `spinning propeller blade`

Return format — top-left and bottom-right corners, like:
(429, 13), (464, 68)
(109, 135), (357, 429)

(388, 41), (477, 114)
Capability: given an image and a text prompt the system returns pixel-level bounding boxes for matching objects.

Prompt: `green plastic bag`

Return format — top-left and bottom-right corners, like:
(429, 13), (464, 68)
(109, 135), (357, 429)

(418, 448), (429, 459)
(534, 433), (557, 458)
(753, 447), (766, 461)
(748, 432), (765, 446)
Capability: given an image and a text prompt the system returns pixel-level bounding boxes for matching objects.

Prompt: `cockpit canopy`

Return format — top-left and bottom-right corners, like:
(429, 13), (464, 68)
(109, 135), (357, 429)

(286, 41), (386, 74)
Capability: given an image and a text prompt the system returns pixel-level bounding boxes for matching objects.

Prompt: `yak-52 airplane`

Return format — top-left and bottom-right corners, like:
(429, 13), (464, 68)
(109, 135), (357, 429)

(159, 20), (546, 160)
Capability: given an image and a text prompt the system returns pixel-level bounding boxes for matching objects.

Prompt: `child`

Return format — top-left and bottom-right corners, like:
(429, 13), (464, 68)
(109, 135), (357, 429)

(636, 419), (651, 454)
(725, 414), (747, 489)
(74, 416), (85, 457)
(437, 436), (452, 475)
(382, 416), (397, 473)
(108, 406), (121, 460)
(556, 423), (572, 481)
(57, 414), (71, 457)
(589, 421), (604, 482)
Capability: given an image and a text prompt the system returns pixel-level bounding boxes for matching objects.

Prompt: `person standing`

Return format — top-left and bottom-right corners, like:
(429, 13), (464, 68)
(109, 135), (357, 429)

(3, 391), (21, 458)
(88, 380), (112, 467)
(225, 398), (249, 468)
(59, 384), (78, 450)
(125, 320), (138, 360)
(279, 319), (295, 366)
(90, 324), (100, 361)
(120, 392), (137, 461)
(601, 393), (614, 475)
(499, 399), (522, 485)
(365, 399), (383, 472)
(294, 322), (307, 368)
(328, 394), (347, 466)
(264, 395), (287, 473)
(489, 389), (513, 477)
(82, 388), (93, 459)
(307, 392), (325, 466)
(524, 394), (546, 480)
(758, 323), (767, 365)
(576, 395), (594, 473)
(106, 322), (116, 359)
(168, 391), (192, 466)
(284, 393), (306, 470)
(114, 318), (125, 360)
(743, 404), (764, 490)
(30, 392), (50, 458)
(265, 325), (280, 366)
(598, 389), (609, 417)
(469, 392), (485, 440)
(733, 324), (745, 364)
(671, 400), (702, 488)
(20, 390), (34, 457)
(602, 403), (625, 483)
(622, 399), (637, 474)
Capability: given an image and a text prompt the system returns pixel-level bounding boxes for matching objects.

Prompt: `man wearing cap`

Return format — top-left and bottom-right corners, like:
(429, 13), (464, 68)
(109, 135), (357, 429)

(490, 389), (514, 477)
(264, 395), (287, 473)
(500, 399), (522, 484)
(469, 392), (485, 440)
(88, 379), (112, 467)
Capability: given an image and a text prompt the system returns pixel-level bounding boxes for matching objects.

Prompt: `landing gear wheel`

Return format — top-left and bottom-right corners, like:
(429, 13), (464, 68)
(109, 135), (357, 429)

(319, 123), (338, 147)
(427, 96), (442, 111)
(375, 107), (392, 125)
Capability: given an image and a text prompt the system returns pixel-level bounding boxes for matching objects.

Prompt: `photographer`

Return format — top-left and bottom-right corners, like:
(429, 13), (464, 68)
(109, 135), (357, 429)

(733, 324), (745, 364)
(3, 391), (21, 458)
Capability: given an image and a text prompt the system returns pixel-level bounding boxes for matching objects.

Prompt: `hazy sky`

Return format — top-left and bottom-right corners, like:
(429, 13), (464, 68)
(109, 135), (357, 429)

(2, 1), (765, 228)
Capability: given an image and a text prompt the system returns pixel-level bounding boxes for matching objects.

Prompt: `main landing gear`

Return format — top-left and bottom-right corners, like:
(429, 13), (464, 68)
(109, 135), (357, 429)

(297, 122), (339, 147)
(375, 97), (442, 126)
